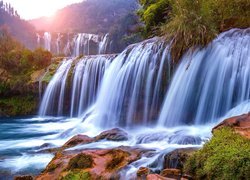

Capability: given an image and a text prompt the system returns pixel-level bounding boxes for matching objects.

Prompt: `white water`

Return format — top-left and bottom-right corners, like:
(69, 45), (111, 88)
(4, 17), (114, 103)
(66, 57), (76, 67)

(158, 28), (250, 127)
(39, 59), (73, 116)
(81, 38), (171, 128)
(43, 32), (51, 51)
(70, 55), (114, 117)
(1, 29), (249, 178)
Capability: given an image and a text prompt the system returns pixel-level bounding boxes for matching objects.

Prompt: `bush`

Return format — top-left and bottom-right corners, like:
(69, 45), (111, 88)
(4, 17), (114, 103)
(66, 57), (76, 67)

(138, 0), (250, 62)
(184, 127), (250, 180)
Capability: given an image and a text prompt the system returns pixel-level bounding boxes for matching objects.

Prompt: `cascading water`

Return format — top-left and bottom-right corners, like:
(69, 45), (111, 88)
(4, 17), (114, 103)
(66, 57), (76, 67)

(39, 59), (73, 116)
(1, 29), (249, 179)
(81, 38), (171, 128)
(43, 32), (51, 51)
(70, 55), (114, 117)
(56, 33), (63, 55)
(158, 28), (250, 127)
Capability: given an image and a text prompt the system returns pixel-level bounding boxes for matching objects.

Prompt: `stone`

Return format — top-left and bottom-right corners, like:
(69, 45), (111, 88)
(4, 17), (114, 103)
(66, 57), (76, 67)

(63, 134), (94, 148)
(163, 148), (199, 171)
(37, 146), (142, 180)
(212, 113), (250, 139)
(146, 174), (168, 180)
(95, 128), (129, 141)
(160, 168), (181, 178)
(137, 167), (151, 178)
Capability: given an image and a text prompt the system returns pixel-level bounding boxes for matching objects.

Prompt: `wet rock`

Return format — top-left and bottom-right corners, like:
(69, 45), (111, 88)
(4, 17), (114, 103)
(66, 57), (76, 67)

(63, 134), (94, 148)
(137, 167), (151, 178)
(14, 175), (33, 180)
(213, 113), (250, 139)
(146, 174), (168, 180)
(136, 132), (169, 144)
(160, 168), (181, 179)
(37, 146), (142, 180)
(95, 128), (129, 141)
(164, 148), (199, 171)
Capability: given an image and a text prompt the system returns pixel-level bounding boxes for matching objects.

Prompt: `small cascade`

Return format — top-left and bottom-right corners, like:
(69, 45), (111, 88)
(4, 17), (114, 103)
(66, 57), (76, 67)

(39, 59), (73, 116)
(70, 55), (113, 117)
(37, 32), (111, 56)
(158, 28), (250, 127)
(82, 38), (171, 128)
(56, 33), (63, 55)
(36, 33), (41, 48)
(99, 34), (109, 54)
(43, 32), (51, 51)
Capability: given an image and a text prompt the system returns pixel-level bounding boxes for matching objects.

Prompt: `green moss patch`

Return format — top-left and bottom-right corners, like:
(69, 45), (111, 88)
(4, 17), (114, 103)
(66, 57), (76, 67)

(106, 149), (130, 171)
(67, 154), (94, 170)
(62, 171), (91, 180)
(184, 127), (250, 179)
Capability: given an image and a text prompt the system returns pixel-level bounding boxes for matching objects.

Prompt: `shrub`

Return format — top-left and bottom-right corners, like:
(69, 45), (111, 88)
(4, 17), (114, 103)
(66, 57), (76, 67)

(184, 127), (250, 180)
(138, 0), (250, 62)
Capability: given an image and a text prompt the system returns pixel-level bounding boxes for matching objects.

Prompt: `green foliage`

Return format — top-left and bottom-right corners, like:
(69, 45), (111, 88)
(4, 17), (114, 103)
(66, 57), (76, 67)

(138, 0), (250, 62)
(62, 171), (91, 180)
(0, 95), (37, 116)
(184, 128), (250, 180)
(138, 0), (170, 36)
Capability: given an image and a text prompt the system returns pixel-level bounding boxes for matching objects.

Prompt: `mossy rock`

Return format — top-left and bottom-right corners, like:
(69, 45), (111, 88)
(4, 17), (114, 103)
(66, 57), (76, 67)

(184, 127), (250, 180)
(67, 153), (94, 170)
(61, 171), (91, 180)
(106, 149), (130, 171)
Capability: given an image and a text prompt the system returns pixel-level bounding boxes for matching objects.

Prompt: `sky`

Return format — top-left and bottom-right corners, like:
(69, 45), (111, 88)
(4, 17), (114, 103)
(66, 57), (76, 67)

(4, 0), (83, 20)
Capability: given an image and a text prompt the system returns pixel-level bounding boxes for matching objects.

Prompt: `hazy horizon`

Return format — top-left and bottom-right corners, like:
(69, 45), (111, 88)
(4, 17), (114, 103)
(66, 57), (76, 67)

(3, 0), (83, 20)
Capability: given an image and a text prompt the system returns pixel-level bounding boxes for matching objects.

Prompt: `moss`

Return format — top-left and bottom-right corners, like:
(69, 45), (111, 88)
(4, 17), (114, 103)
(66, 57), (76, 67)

(42, 62), (60, 83)
(106, 149), (129, 171)
(0, 95), (37, 116)
(67, 154), (93, 170)
(184, 127), (250, 180)
(62, 171), (91, 180)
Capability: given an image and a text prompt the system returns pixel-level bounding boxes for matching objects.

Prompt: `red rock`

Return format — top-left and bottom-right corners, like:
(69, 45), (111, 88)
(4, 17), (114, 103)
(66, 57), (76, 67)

(213, 113), (250, 139)
(146, 174), (168, 180)
(37, 146), (142, 180)
(137, 167), (151, 178)
(160, 168), (181, 179)
(95, 128), (129, 141)
(63, 134), (94, 148)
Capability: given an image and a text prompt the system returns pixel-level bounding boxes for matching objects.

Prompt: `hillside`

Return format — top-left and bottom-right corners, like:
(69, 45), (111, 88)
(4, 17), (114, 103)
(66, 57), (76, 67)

(0, 1), (36, 49)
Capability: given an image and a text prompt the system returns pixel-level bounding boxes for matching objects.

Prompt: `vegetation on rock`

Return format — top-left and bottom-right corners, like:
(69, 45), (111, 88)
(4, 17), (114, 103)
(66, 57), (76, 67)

(184, 127), (250, 179)
(138, 0), (250, 61)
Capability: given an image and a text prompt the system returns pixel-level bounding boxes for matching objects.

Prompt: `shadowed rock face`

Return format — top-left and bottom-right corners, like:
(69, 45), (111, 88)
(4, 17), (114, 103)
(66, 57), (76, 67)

(163, 148), (199, 171)
(213, 113), (250, 139)
(95, 128), (129, 141)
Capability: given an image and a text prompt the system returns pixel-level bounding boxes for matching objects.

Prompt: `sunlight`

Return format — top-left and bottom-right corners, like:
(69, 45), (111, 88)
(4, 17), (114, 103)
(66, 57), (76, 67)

(4, 0), (83, 19)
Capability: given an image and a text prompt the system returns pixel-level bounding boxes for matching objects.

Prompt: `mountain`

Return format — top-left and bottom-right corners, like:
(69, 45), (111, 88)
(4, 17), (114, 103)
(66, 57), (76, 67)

(0, 1), (36, 49)
(30, 0), (139, 33)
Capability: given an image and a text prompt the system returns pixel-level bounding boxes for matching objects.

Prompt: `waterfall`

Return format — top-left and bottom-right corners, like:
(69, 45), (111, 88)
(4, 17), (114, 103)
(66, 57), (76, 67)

(158, 28), (250, 127)
(36, 33), (41, 48)
(70, 55), (114, 117)
(82, 38), (171, 128)
(39, 59), (73, 116)
(56, 33), (62, 55)
(43, 32), (51, 51)
(99, 34), (109, 54)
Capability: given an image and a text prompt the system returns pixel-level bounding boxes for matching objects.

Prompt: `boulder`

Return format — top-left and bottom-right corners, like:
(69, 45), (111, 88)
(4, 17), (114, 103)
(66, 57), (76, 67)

(160, 168), (181, 179)
(63, 134), (94, 149)
(164, 148), (199, 171)
(95, 128), (129, 141)
(146, 174), (168, 180)
(213, 113), (250, 139)
(37, 146), (142, 180)
(137, 167), (151, 178)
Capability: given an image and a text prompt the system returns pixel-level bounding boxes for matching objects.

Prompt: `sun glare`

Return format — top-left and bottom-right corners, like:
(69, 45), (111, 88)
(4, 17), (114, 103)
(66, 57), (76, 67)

(4, 0), (83, 19)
